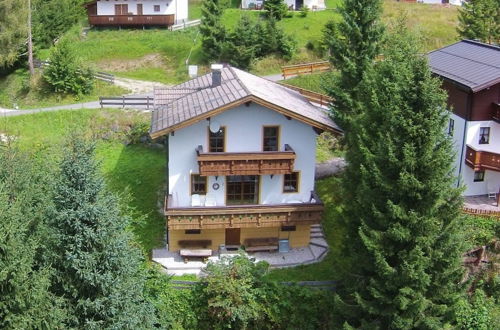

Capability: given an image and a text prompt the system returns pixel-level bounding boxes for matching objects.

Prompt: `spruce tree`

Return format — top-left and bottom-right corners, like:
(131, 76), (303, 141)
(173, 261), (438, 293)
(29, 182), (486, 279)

(221, 15), (256, 69)
(263, 0), (288, 21)
(0, 148), (64, 329)
(336, 26), (465, 328)
(457, 0), (500, 45)
(199, 0), (226, 62)
(49, 137), (155, 329)
(323, 0), (384, 131)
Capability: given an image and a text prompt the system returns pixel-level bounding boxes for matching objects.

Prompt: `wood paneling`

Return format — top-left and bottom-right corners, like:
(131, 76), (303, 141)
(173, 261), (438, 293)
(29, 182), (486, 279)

(280, 224), (310, 248)
(442, 80), (470, 120)
(88, 14), (175, 27)
(169, 228), (225, 251)
(465, 145), (500, 172)
(196, 144), (296, 176)
(165, 192), (324, 230)
(471, 84), (500, 121)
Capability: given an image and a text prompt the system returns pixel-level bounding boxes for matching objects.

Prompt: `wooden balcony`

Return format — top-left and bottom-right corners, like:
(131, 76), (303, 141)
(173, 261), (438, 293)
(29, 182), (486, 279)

(165, 191), (324, 230)
(465, 145), (500, 172)
(88, 14), (174, 27)
(196, 144), (296, 176)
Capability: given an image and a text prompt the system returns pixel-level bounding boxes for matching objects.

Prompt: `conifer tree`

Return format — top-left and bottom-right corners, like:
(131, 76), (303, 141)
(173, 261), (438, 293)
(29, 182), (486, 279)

(49, 137), (155, 329)
(323, 0), (384, 131)
(263, 0), (288, 21)
(199, 0), (226, 61)
(457, 0), (500, 45)
(336, 26), (465, 328)
(0, 148), (64, 329)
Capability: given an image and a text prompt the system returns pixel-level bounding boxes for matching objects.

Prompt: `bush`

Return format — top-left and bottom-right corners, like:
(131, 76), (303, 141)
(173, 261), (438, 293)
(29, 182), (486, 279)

(463, 215), (500, 247)
(455, 290), (494, 330)
(263, 0), (288, 20)
(43, 40), (94, 96)
(299, 5), (310, 17)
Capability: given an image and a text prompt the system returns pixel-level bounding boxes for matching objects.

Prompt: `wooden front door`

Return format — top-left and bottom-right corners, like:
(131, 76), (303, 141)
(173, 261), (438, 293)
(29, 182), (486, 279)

(137, 4), (143, 15)
(225, 228), (241, 246)
(114, 4), (128, 15)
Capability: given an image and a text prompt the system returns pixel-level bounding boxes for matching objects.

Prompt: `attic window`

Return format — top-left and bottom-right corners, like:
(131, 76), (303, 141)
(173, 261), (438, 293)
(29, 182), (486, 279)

(154, 5), (160, 11)
(263, 126), (279, 151)
(209, 127), (225, 152)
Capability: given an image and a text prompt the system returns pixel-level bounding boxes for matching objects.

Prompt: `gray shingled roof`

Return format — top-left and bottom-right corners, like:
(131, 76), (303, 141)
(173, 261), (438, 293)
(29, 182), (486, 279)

(428, 40), (500, 92)
(150, 66), (339, 137)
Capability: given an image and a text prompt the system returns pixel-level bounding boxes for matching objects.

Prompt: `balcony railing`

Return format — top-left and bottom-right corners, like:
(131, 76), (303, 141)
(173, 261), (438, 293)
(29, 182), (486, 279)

(465, 145), (500, 172)
(88, 14), (175, 27)
(165, 191), (324, 230)
(196, 144), (296, 176)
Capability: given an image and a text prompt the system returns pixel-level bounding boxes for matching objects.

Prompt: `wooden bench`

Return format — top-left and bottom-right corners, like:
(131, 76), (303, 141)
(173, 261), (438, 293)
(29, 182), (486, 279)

(178, 240), (211, 249)
(244, 237), (279, 252)
(180, 249), (212, 263)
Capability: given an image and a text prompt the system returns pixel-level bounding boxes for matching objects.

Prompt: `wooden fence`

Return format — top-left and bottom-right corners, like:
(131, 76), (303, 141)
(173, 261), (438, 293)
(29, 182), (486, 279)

(170, 280), (336, 291)
(462, 207), (500, 219)
(99, 96), (154, 109)
(282, 84), (333, 107)
(169, 19), (201, 31)
(281, 61), (331, 79)
(95, 72), (115, 83)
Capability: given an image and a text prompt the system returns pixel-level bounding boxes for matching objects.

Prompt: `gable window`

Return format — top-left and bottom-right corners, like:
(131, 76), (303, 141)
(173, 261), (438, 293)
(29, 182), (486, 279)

(448, 118), (454, 136)
(191, 174), (207, 195)
(479, 127), (490, 144)
(263, 126), (279, 151)
(154, 5), (161, 12)
(114, 4), (128, 15)
(283, 172), (299, 193)
(209, 127), (225, 152)
(473, 170), (485, 182)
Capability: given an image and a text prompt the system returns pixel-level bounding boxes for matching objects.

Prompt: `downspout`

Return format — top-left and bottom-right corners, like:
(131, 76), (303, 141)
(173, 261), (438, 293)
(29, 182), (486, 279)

(164, 135), (170, 248)
(457, 90), (473, 188)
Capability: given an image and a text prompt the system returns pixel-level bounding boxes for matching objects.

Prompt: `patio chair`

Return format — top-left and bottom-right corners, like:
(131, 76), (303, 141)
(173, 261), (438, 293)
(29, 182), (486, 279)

(191, 194), (201, 207)
(487, 182), (498, 200)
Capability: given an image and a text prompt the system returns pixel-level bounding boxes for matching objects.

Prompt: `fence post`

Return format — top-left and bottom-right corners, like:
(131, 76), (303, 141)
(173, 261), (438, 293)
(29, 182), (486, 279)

(122, 96), (125, 108)
(99, 97), (103, 109)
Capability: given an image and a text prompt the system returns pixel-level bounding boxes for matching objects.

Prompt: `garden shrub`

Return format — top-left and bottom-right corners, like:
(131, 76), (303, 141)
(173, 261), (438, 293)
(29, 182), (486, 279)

(43, 40), (94, 96)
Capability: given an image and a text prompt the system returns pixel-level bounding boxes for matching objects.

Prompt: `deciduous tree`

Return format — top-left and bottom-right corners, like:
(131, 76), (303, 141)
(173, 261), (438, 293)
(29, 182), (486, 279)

(0, 0), (28, 68)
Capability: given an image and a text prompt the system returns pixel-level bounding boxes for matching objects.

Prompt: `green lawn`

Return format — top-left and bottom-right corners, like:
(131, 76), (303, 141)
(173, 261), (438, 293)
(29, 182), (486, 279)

(0, 109), (166, 253)
(0, 68), (128, 109)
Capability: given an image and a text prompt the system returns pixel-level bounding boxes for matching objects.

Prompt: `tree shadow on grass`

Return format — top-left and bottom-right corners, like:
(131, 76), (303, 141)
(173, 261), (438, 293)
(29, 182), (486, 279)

(98, 142), (167, 254)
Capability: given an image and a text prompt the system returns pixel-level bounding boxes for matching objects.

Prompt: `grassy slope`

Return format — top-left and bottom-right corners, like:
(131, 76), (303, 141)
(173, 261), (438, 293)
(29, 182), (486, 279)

(0, 69), (128, 109)
(0, 109), (166, 252)
(32, 0), (457, 85)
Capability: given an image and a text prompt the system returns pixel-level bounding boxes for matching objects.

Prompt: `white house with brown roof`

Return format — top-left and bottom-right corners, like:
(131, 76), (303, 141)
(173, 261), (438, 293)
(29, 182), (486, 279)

(85, 0), (188, 27)
(241, 0), (325, 10)
(428, 40), (500, 203)
(150, 65), (340, 256)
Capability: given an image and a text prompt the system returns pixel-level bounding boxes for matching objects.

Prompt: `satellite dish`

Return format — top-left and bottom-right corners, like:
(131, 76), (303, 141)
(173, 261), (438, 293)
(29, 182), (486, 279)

(209, 120), (221, 133)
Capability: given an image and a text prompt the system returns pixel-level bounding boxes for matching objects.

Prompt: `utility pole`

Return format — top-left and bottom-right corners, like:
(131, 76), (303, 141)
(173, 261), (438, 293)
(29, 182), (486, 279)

(27, 0), (35, 76)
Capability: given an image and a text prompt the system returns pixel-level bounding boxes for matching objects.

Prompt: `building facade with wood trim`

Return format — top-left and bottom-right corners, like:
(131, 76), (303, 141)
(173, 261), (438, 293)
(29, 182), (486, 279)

(428, 40), (500, 201)
(151, 65), (341, 252)
(84, 0), (187, 28)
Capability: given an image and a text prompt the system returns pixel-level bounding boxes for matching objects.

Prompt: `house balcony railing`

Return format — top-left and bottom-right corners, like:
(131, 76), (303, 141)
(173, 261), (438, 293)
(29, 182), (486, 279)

(465, 145), (500, 172)
(196, 144), (296, 176)
(88, 14), (175, 27)
(165, 191), (324, 230)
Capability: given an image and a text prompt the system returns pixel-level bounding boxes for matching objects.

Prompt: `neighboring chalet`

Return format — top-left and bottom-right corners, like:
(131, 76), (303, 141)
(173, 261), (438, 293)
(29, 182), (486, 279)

(85, 0), (188, 28)
(241, 0), (326, 10)
(428, 40), (500, 203)
(150, 65), (341, 256)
